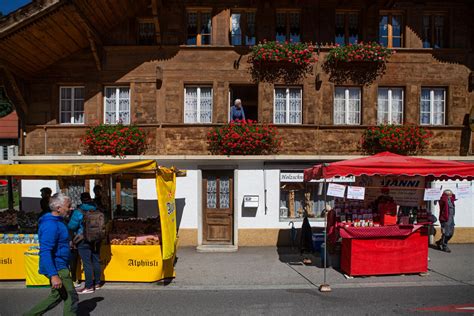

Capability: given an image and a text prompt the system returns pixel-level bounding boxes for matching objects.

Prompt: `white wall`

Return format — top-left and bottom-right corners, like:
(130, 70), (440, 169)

(21, 180), (59, 197)
(236, 169), (324, 230)
(137, 170), (199, 229)
(430, 180), (474, 228)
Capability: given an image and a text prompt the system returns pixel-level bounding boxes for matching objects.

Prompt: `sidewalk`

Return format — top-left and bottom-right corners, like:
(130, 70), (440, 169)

(1, 244), (473, 291)
(168, 244), (474, 290)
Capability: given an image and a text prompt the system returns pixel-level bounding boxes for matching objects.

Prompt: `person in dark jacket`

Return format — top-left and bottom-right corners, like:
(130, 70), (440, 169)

(25, 193), (78, 316)
(68, 192), (103, 294)
(38, 187), (52, 219)
(436, 189), (456, 253)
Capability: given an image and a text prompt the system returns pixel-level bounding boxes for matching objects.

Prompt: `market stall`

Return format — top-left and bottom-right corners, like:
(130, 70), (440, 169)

(304, 152), (474, 277)
(0, 160), (182, 283)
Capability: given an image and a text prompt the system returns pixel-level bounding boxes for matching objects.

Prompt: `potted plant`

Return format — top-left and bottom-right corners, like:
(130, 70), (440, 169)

(326, 41), (395, 63)
(207, 119), (281, 155)
(249, 40), (317, 67)
(81, 123), (147, 158)
(360, 124), (433, 155)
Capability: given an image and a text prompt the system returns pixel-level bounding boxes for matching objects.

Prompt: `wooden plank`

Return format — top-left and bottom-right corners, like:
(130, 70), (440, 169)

(2, 36), (49, 68)
(0, 57), (30, 78)
(50, 10), (89, 48)
(151, 0), (162, 45)
(33, 18), (75, 56)
(22, 24), (63, 60)
(80, 0), (113, 30)
(0, 66), (29, 115)
(74, 1), (105, 32)
(0, 41), (42, 72)
(39, 18), (78, 54)
(12, 28), (62, 66)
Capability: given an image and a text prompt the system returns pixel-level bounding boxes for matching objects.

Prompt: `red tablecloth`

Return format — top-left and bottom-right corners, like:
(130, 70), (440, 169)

(339, 224), (423, 239)
(340, 226), (428, 276)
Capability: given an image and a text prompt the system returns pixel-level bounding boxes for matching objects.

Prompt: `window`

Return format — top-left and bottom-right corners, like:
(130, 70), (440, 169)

(334, 87), (361, 125)
(186, 10), (212, 45)
(184, 86), (213, 123)
(377, 88), (404, 124)
(104, 87), (130, 124)
(422, 14), (448, 48)
(60, 87), (84, 124)
(279, 171), (355, 221)
(274, 87), (302, 124)
(276, 10), (300, 43)
(335, 12), (359, 45)
(112, 178), (137, 218)
(230, 10), (256, 46)
(420, 88), (446, 125)
(137, 20), (156, 45)
(379, 13), (403, 47)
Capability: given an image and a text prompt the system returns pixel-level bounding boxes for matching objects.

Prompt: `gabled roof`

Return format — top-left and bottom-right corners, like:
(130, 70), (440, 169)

(0, 0), (148, 76)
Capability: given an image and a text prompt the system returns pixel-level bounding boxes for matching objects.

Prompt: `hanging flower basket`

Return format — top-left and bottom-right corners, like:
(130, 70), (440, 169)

(207, 119), (281, 155)
(360, 124), (433, 155)
(326, 41), (395, 63)
(248, 40), (317, 83)
(81, 123), (147, 158)
(249, 40), (317, 67)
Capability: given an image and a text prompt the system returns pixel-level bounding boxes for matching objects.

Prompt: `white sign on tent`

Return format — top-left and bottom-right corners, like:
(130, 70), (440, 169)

(327, 183), (346, 198)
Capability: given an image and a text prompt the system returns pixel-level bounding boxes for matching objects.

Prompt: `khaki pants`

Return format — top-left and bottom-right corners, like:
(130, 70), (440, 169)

(24, 268), (78, 316)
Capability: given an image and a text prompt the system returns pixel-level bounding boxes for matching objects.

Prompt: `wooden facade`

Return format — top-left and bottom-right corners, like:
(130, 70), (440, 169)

(0, 0), (473, 157)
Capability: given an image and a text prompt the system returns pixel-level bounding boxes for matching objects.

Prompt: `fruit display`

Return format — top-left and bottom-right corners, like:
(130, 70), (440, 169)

(0, 209), (38, 233)
(109, 217), (161, 246)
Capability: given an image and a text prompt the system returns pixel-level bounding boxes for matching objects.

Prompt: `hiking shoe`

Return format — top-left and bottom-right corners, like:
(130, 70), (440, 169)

(444, 246), (451, 253)
(435, 240), (443, 250)
(77, 287), (94, 294)
(95, 282), (105, 290)
(73, 281), (82, 288)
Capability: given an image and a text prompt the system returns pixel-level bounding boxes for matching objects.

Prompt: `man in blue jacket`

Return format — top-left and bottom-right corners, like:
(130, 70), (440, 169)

(25, 193), (78, 316)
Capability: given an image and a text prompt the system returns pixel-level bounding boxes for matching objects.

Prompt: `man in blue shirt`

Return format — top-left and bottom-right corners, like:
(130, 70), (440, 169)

(230, 98), (245, 121)
(25, 193), (78, 316)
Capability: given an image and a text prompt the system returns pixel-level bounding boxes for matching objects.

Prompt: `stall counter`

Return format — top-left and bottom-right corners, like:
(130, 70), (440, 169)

(339, 225), (428, 276)
(0, 244), (36, 279)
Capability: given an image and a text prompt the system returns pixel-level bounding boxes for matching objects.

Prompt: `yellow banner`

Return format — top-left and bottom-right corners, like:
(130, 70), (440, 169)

(24, 252), (49, 286)
(156, 168), (177, 260)
(0, 244), (34, 280)
(78, 245), (174, 282)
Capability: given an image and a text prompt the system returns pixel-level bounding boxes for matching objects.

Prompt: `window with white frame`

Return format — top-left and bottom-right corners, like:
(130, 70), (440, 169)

(60, 87), (84, 124)
(274, 87), (302, 124)
(104, 87), (130, 124)
(334, 87), (361, 125)
(184, 86), (213, 123)
(377, 88), (404, 124)
(420, 88), (445, 125)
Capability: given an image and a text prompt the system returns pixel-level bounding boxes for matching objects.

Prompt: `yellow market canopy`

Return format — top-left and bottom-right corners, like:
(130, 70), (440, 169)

(0, 160), (178, 260)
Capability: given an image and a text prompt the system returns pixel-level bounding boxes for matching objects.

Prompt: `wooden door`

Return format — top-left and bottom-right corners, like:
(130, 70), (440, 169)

(202, 171), (233, 244)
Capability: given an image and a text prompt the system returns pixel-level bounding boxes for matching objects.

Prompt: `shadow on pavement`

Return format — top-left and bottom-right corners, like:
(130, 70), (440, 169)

(78, 296), (104, 316)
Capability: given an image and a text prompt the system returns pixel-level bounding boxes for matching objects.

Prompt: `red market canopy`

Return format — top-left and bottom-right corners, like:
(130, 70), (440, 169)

(304, 152), (474, 181)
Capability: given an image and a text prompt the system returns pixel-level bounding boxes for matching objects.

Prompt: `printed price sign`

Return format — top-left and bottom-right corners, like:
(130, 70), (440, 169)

(455, 184), (472, 199)
(347, 186), (365, 200)
(423, 188), (443, 201)
(327, 183), (346, 198)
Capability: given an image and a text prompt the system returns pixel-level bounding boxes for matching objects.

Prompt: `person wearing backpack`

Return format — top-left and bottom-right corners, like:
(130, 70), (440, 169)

(68, 192), (105, 294)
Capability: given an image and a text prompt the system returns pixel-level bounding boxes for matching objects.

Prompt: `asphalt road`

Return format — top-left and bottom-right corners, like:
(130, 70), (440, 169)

(1, 285), (473, 316)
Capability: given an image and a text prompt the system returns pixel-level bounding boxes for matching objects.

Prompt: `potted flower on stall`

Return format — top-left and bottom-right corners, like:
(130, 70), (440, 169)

(207, 119), (281, 155)
(81, 123), (147, 158)
(248, 40), (317, 82)
(360, 124), (433, 155)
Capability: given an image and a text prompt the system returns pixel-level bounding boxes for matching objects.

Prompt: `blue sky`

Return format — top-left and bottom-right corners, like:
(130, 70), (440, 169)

(0, 0), (32, 15)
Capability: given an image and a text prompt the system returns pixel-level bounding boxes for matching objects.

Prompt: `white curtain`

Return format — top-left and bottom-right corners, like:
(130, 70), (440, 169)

(185, 87), (212, 123)
(274, 88), (287, 123)
(118, 88), (130, 124)
(200, 87), (213, 123)
(433, 89), (445, 125)
(420, 88), (431, 124)
(289, 88), (302, 124)
(377, 88), (389, 124)
(378, 88), (403, 124)
(184, 87), (198, 123)
(348, 88), (361, 124)
(334, 87), (346, 124)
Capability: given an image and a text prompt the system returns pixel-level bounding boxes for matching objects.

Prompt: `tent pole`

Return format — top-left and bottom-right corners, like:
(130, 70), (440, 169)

(319, 178), (331, 292)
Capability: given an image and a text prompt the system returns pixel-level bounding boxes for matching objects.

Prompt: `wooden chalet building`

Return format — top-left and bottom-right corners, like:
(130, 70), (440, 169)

(1, 0), (473, 248)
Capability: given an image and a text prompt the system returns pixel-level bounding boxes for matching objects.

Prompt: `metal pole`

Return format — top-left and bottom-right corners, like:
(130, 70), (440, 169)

(319, 178), (331, 292)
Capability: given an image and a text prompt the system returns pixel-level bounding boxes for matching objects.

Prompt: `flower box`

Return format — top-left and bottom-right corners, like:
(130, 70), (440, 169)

(326, 42), (394, 63)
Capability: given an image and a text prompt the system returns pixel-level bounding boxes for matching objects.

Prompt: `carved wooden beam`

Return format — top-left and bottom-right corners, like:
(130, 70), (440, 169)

(0, 64), (29, 116)
(68, 1), (103, 71)
(151, 0), (162, 46)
